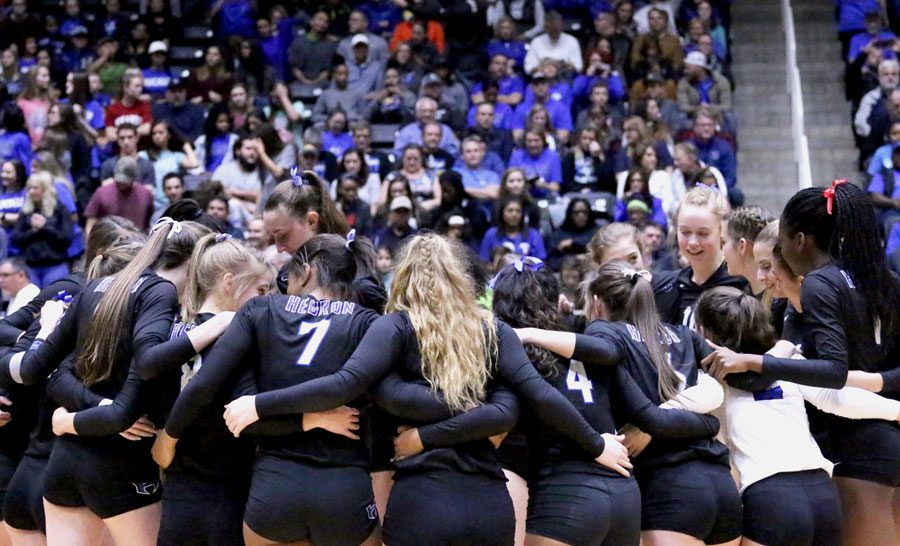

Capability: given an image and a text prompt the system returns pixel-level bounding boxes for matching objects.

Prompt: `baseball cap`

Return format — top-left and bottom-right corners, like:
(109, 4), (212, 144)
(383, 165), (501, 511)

(421, 73), (443, 86)
(167, 78), (186, 90)
(531, 71), (550, 81)
(390, 196), (413, 211)
(645, 72), (664, 84)
(447, 215), (466, 227)
(149, 41), (168, 54)
(68, 24), (89, 37)
(351, 33), (369, 47)
(113, 157), (139, 184)
(684, 51), (709, 69)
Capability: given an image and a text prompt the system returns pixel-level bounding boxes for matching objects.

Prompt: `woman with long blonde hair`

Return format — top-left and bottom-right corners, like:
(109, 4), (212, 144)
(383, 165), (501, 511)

(220, 233), (631, 545)
(11, 172), (72, 287)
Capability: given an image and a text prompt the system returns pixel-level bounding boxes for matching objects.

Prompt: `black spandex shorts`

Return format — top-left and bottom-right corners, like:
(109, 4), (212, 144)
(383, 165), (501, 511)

(742, 469), (842, 546)
(0, 451), (17, 518)
(369, 408), (397, 473)
(158, 472), (249, 546)
(638, 460), (742, 544)
(527, 466), (641, 546)
(2, 455), (45, 531)
(830, 419), (900, 487)
(383, 470), (514, 546)
(244, 456), (377, 546)
(42, 438), (161, 519)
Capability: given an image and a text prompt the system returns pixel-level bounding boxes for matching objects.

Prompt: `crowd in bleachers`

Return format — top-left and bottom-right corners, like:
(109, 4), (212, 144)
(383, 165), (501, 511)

(0, 0), (740, 294)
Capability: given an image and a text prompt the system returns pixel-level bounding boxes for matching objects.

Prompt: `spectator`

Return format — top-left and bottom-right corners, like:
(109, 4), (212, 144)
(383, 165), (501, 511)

(104, 72), (152, 139)
(335, 148), (381, 209)
(641, 220), (677, 271)
(636, 74), (684, 132)
(847, 39), (887, 109)
(139, 120), (198, 208)
(487, 0), (546, 42)
(0, 103), (32, 170)
(365, 66), (416, 124)
(394, 97), (460, 156)
(11, 171), (73, 287)
(634, 0), (678, 35)
(865, 86), (900, 165)
(161, 172), (185, 208)
(0, 160), (26, 253)
(454, 135), (501, 201)
(152, 80), (206, 142)
(99, 123), (156, 188)
(16, 65), (52, 146)
(866, 145), (900, 226)
(337, 10), (390, 64)
(575, 80), (625, 131)
(186, 45), (234, 103)
(61, 71), (105, 137)
(255, 123), (298, 203)
(46, 104), (92, 207)
(96, 0), (131, 40)
(677, 50), (732, 121)
(509, 127), (563, 197)
(85, 156), (155, 232)
(335, 173), (373, 236)
(670, 141), (728, 205)
(390, 15), (446, 55)
(194, 103), (238, 173)
(512, 71), (573, 144)
(425, 169), (487, 234)
(397, 20), (441, 69)
(89, 37), (131, 98)
(629, 8), (684, 76)
(499, 167), (541, 228)
(418, 73), (465, 133)
(351, 121), (392, 180)
(140, 41), (172, 98)
(211, 0), (256, 43)
(345, 34), (386, 95)
(264, 83), (308, 144)
(479, 194), (546, 261)
(523, 58), (573, 108)
(432, 58), (470, 118)
(204, 194), (244, 238)
(561, 125), (616, 195)
(523, 11), (583, 74)
(57, 24), (94, 76)
(0, 0), (42, 52)
(359, 0), (403, 39)
(288, 11), (338, 87)
(321, 110), (354, 158)
(614, 169), (667, 229)
(373, 195), (417, 254)
(226, 82), (253, 133)
(312, 63), (366, 125)
(683, 25), (724, 73)
(848, 10), (896, 63)
(141, 0), (175, 42)
(523, 103), (560, 151)
(375, 174), (418, 228)
(854, 58), (899, 143)
(866, 119), (900, 178)
(547, 196), (600, 270)
(691, 109), (740, 205)
(0, 47), (23, 98)
(245, 217), (269, 251)
(467, 80), (515, 131)
(588, 11), (633, 75)
(256, 16), (292, 83)
(485, 16), (528, 71)
(387, 144), (440, 211)
(616, 142), (676, 214)
(472, 53), (525, 107)
(468, 102), (515, 162)
(389, 42), (426, 92)
(211, 135), (264, 228)
(0, 258), (37, 315)
(421, 121), (456, 174)
(298, 128), (339, 183)
(573, 48), (627, 109)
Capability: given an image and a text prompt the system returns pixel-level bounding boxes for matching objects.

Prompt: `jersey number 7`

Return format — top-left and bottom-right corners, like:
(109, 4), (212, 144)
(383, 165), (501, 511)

(296, 319), (332, 366)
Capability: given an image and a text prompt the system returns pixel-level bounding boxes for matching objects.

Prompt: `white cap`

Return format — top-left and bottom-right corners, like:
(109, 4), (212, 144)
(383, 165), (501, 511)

(447, 215), (466, 227)
(351, 34), (369, 47)
(390, 196), (413, 211)
(684, 51), (708, 68)
(149, 41), (168, 54)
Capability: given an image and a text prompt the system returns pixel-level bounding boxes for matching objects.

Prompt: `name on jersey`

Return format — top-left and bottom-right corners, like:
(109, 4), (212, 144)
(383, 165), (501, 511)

(284, 296), (355, 316)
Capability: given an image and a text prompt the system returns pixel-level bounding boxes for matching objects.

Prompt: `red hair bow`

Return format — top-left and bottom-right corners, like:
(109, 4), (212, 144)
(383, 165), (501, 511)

(823, 178), (849, 215)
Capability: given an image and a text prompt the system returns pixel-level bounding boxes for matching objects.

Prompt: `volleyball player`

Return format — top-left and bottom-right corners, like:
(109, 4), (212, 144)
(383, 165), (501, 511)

(653, 186), (747, 329)
(697, 287), (900, 546)
(704, 180), (900, 545)
(587, 222), (646, 269)
(0, 218), (208, 546)
(219, 234), (632, 545)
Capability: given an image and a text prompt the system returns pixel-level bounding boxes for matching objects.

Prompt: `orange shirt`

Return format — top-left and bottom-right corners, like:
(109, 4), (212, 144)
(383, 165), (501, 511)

(389, 20), (446, 53)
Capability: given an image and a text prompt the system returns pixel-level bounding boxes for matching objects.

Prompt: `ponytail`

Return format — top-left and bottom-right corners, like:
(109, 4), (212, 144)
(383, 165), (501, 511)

(288, 232), (363, 301)
(696, 287), (776, 355)
(77, 219), (209, 386)
(585, 262), (681, 401)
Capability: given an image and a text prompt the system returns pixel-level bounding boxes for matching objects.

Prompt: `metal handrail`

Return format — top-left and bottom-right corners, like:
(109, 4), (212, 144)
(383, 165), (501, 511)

(783, 0), (813, 188)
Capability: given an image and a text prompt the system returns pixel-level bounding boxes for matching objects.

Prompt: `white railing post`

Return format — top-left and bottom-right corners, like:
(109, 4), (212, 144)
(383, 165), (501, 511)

(783, 0), (813, 188)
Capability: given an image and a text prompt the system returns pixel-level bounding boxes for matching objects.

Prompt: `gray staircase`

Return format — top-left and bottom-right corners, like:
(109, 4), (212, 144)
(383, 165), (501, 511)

(731, 0), (797, 213)
(793, 0), (859, 186)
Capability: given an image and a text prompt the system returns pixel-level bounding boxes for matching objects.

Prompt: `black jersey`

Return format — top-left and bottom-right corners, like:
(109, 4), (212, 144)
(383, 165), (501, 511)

(578, 321), (727, 470)
(0, 271), (179, 453)
(165, 295), (380, 468)
(652, 262), (749, 329)
(761, 264), (900, 401)
(0, 273), (84, 347)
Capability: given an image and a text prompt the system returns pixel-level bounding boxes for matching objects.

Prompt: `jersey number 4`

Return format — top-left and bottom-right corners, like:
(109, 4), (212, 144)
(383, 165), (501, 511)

(296, 319), (332, 366)
(566, 361), (594, 404)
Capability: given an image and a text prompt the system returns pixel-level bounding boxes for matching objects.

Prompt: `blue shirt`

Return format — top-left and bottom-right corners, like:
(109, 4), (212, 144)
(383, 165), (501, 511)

(479, 227), (547, 261)
(523, 82), (573, 110)
(848, 30), (897, 61)
(696, 77), (715, 104)
(0, 132), (33, 172)
(693, 137), (737, 188)
(571, 73), (626, 106)
(322, 131), (354, 159)
(888, 222), (900, 256)
(508, 147), (562, 198)
(511, 99), (573, 132)
(471, 75), (525, 103)
(867, 169), (900, 198)
(360, 0), (402, 35)
(837, 0), (881, 33)
(218, 0), (256, 37)
(466, 102), (515, 130)
(454, 165), (500, 191)
(868, 143), (899, 176)
(486, 40), (527, 70)
(141, 68), (172, 98)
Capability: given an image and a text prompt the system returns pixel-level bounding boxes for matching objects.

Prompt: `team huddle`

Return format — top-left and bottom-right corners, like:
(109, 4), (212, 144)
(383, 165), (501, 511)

(0, 171), (898, 546)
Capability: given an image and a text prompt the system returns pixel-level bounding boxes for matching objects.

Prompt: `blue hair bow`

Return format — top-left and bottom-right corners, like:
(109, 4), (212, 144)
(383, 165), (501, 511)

(487, 256), (544, 290)
(290, 166), (305, 187)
